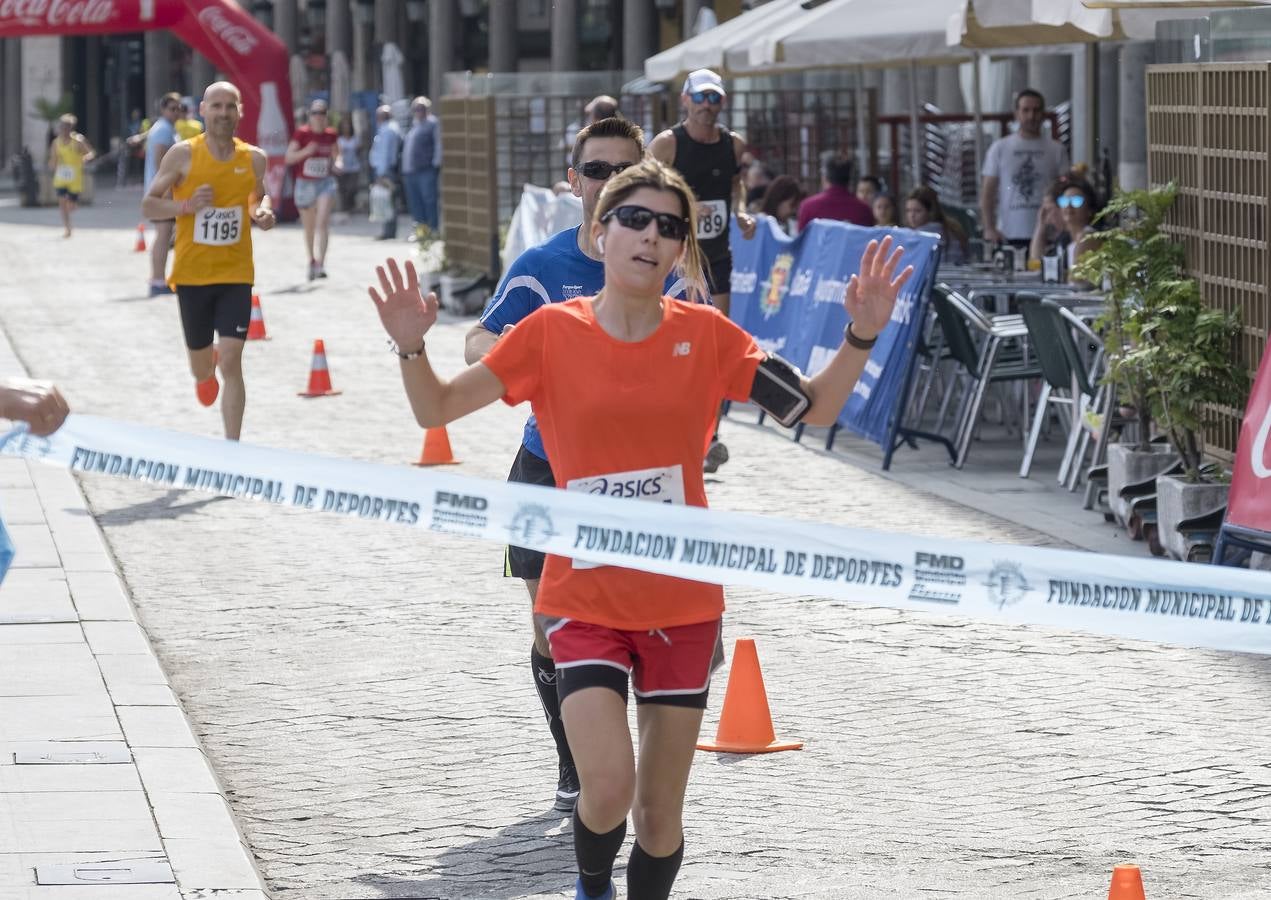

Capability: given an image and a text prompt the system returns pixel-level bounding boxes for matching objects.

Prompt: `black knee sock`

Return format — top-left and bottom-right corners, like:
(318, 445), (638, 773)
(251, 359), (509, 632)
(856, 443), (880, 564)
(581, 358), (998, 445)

(574, 809), (626, 897)
(626, 840), (684, 900)
(531, 645), (573, 766)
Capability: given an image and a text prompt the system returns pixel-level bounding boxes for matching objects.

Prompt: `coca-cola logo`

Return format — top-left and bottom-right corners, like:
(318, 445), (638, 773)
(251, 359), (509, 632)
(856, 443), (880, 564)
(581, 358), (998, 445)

(197, 6), (258, 55)
(0, 0), (116, 29)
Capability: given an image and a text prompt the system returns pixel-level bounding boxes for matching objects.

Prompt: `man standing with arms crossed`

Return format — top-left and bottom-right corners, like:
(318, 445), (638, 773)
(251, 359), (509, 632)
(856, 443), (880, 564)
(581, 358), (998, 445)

(463, 117), (689, 813)
(980, 88), (1069, 253)
(650, 68), (757, 472)
(143, 82), (276, 440)
(144, 93), (183, 296)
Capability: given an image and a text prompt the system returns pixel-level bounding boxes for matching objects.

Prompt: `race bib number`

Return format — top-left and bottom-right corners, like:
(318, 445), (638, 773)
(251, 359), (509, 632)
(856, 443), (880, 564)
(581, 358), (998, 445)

(302, 156), (330, 178)
(194, 206), (243, 246)
(566, 464), (686, 570)
(696, 199), (728, 240)
(55, 164), (75, 183)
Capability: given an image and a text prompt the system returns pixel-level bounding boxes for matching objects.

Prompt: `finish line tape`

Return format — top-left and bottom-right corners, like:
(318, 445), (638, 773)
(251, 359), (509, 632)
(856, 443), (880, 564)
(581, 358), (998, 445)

(3, 414), (1271, 656)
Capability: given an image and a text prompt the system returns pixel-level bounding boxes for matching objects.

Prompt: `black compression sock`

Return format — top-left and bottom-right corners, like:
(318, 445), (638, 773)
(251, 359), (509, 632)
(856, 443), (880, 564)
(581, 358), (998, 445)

(626, 839), (684, 900)
(574, 809), (626, 897)
(531, 645), (573, 766)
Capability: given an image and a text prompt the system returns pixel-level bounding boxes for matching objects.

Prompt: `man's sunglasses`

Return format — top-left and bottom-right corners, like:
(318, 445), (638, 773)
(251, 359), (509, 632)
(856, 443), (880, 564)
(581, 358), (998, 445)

(599, 205), (689, 241)
(1057, 194), (1086, 209)
(689, 91), (723, 105)
(579, 160), (634, 180)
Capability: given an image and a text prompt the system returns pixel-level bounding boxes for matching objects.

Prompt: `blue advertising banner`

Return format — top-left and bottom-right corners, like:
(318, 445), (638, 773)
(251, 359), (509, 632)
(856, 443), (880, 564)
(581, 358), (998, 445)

(728, 217), (941, 456)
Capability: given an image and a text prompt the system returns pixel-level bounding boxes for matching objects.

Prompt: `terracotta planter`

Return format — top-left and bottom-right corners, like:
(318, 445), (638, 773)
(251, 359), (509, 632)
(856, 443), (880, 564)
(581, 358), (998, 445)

(1106, 443), (1179, 527)
(1156, 474), (1229, 561)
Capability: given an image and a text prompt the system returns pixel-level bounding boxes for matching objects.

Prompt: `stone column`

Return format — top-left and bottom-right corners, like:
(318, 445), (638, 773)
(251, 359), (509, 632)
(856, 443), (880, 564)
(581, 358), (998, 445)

(622, 0), (655, 74)
(934, 64), (966, 113)
(1097, 44), (1120, 180)
(428, 0), (454, 100)
(190, 53), (216, 95)
(914, 65), (937, 110)
(22, 36), (63, 154)
(1118, 41), (1153, 190)
(1, 40), (20, 158)
(1070, 44), (1096, 166)
(327, 0), (352, 57)
(488, 0), (517, 72)
(373, 0), (394, 46)
(352, 18), (370, 93)
(143, 30), (170, 115)
(1027, 54), (1072, 107)
(550, 0), (578, 72)
(275, 0), (299, 54)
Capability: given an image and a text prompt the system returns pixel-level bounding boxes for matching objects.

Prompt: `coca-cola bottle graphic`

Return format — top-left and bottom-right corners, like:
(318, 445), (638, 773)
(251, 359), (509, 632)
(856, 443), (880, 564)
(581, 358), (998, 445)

(256, 82), (289, 203)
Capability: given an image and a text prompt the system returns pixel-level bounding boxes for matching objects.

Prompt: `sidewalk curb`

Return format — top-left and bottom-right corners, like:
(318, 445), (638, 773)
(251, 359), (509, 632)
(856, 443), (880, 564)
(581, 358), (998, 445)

(0, 322), (272, 900)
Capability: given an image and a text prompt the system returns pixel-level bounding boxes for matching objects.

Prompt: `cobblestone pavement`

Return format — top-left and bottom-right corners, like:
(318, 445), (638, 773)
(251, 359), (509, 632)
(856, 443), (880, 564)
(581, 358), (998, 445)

(1, 192), (1269, 899)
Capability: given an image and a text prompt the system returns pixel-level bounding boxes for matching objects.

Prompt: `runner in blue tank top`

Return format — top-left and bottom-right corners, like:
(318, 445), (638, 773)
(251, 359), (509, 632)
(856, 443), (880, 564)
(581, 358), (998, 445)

(463, 117), (696, 814)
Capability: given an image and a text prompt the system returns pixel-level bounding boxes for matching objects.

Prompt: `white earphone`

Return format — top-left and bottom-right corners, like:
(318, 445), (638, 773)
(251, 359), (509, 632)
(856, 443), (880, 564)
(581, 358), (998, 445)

(597, 236), (605, 255)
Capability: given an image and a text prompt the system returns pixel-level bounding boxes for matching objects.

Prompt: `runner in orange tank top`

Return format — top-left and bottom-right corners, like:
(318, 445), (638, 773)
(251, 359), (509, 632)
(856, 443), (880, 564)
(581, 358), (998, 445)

(368, 158), (913, 900)
(142, 81), (276, 441)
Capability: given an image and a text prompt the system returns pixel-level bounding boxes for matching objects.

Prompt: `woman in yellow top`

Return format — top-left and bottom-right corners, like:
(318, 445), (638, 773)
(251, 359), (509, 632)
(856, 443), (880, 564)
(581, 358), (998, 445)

(47, 114), (95, 238)
(142, 81), (276, 441)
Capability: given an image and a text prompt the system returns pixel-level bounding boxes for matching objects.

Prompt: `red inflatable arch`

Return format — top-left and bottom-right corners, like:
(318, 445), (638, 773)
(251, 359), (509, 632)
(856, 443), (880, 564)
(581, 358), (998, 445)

(0, 0), (294, 201)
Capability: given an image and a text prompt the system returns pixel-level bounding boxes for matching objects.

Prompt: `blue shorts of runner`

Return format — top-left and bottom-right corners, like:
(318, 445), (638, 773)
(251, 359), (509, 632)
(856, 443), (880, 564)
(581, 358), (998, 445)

(504, 444), (554, 579)
(55, 187), (79, 202)
(175, 283), (252, 350)
(537, 615), (724, 709)
(294, 176), (337, 209)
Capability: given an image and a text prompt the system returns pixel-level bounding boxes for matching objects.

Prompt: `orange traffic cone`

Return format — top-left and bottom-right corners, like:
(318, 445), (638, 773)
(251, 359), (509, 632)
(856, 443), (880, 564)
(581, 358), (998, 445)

(414, 427), (459, 465)
(1107, 864), (1146, 900)
(697, 638), (802, 754)
(246, 294), (270, 340)
(298, 339), (342, 397)
(133, 223), (147, 252)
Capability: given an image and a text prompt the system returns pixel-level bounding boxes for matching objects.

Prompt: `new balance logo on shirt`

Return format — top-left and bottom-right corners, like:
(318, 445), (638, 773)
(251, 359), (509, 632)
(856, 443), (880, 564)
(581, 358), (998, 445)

(672, 342), (692, 357)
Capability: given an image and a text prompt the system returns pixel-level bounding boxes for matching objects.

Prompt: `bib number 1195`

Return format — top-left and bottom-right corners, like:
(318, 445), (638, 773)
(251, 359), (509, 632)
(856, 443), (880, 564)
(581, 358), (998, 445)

(194, 207), (242, 246)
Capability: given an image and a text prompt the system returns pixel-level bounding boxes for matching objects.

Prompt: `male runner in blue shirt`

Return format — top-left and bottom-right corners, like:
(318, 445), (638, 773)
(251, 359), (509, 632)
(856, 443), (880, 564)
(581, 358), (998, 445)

(464, 117), (691, 812)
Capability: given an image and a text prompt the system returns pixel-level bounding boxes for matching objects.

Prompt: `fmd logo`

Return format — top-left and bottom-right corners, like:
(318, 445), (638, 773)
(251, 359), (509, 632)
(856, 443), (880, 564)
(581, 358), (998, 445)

(915, 552), (964, 571)
(435, 491), (488, 511)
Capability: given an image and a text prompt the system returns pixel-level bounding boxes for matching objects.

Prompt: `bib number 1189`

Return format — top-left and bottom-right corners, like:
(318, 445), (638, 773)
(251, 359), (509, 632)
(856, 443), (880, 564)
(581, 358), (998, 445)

(696, 200), (727, 240)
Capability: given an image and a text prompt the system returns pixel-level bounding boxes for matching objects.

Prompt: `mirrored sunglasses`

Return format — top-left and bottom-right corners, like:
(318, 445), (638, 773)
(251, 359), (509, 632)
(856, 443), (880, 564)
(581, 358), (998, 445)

(600, 204), (689, 241)
(1057, 194), (1086, 209)
(580, 160), (634, 181)
(689, 91), (723, 105)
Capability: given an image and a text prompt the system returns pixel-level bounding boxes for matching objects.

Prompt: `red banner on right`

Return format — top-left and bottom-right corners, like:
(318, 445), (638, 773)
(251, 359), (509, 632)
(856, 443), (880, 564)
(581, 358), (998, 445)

(1226, 348), (1271, 533)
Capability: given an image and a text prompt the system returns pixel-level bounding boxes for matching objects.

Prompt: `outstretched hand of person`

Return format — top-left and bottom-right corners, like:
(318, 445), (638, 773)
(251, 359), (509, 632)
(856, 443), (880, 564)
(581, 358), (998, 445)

(844, 235), (914, 341)
(368, 258), (437, 354)
(0, 379), (69, 437)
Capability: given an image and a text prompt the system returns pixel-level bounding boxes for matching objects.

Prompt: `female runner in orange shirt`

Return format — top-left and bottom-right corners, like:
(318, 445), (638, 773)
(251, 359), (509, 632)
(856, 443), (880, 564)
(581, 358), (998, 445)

(369, 159), (911, 900)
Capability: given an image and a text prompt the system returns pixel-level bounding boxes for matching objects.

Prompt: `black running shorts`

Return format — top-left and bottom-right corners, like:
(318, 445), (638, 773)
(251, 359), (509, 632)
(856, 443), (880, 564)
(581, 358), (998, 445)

(706, 254), (732, 298)
(504, 444), (555, 579)
(175, 283), (252, 350)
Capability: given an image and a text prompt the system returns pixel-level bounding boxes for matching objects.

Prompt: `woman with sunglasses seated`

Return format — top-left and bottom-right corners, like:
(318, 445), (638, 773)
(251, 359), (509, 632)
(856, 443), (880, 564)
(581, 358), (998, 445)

(369, 158), (911, 900)
(1029, 173), (1099, 281)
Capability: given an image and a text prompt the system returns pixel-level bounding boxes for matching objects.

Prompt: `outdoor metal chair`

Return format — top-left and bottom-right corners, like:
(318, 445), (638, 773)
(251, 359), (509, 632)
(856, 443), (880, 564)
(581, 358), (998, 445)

(1017, 296), (1106, 483)
(930, 284), (1040, 468)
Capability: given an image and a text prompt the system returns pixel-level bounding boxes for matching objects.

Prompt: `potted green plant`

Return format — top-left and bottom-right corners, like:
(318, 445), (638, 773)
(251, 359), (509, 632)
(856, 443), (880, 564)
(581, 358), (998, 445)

(1136, 277), (1246, 560)
(1075, 184), (1181, 527)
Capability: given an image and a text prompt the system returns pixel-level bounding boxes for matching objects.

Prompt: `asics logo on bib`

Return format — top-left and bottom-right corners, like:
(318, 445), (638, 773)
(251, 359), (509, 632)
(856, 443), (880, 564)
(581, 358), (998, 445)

(583, 474), (673, 501)
(672, 342), (692, 357)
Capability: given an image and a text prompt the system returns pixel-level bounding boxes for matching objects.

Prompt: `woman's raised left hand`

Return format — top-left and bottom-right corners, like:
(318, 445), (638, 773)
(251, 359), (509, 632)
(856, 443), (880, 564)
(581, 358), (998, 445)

(843, 235), (914, 340)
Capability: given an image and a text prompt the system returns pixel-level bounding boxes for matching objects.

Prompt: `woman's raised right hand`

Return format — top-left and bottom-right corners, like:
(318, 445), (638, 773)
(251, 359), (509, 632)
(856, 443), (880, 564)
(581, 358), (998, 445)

(368, 258), (437, 352)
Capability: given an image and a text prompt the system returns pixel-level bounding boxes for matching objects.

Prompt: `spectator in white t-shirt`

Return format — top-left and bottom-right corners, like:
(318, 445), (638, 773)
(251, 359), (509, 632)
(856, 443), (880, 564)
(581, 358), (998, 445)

(979, 89), (1069, 249)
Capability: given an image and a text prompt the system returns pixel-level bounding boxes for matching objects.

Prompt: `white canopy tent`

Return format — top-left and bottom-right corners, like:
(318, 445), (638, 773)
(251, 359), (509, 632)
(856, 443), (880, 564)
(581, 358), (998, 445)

(642, 0), (808, 82)
(949, 0), (1254, 46)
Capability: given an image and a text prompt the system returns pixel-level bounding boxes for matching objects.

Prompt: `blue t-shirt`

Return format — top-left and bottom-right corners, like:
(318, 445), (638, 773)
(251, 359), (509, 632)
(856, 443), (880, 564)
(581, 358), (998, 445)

(480, 226), (691, 460)
(144, 118), (177, 191)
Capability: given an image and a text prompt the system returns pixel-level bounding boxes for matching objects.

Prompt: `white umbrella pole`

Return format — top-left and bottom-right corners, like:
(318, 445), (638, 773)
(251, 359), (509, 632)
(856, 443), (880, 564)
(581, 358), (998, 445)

(908, 59), (921, 187)
(972, 51), (984, 182)
(855, 64), (869, 179)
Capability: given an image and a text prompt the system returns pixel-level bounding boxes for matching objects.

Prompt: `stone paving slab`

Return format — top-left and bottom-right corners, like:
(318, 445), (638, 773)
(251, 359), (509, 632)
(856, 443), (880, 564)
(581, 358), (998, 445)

(1, 190), (1269, 899)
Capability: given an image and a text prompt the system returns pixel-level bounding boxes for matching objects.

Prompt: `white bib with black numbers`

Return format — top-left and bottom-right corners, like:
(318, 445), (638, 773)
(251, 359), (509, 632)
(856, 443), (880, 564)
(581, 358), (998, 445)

(55, 164), (75, 183)
(193, 206), (243, 246)
(695, 199), (728, 241)
(566, 464), (686, 570)
(302, 156), (330, 179)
